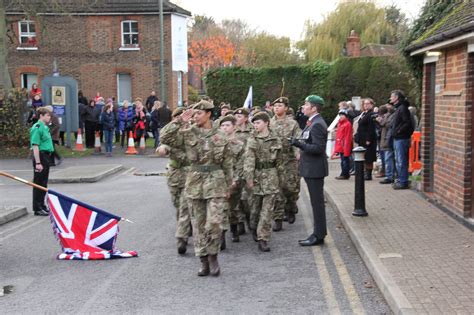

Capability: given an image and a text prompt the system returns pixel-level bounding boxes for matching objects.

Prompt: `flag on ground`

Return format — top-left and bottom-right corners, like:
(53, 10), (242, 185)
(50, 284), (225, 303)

(243, 86), (253, 110)
(47, 189), (138, 260)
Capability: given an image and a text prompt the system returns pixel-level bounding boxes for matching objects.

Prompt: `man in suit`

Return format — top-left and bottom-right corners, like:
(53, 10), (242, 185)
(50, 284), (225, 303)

(290, 95), (328, 246)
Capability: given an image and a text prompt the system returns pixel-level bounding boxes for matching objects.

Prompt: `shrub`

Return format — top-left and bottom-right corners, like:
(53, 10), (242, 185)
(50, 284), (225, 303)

(0, 89), (30, 148)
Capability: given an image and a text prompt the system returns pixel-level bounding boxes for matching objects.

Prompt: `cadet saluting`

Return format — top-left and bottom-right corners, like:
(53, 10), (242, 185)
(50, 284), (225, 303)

(172, 100), (233, 277)
(30, 106), (54, 216)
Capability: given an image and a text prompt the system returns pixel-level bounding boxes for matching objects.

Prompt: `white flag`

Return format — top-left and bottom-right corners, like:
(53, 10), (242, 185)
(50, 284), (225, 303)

(243, 86), (252, 109)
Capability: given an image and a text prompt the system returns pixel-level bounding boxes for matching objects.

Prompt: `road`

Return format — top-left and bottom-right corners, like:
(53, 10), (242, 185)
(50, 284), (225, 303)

(0, 157), (390, 314)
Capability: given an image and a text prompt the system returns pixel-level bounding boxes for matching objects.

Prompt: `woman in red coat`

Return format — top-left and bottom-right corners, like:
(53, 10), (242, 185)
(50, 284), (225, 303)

(333, 110), (353, 179)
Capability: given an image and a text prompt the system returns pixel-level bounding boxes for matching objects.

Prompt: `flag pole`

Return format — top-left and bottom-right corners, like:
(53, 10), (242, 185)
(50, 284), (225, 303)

(0, 171), (134, 223)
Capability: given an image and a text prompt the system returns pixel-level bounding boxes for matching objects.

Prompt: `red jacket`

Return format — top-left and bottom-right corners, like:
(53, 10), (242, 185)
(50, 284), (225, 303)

(334, 119), (353, 157)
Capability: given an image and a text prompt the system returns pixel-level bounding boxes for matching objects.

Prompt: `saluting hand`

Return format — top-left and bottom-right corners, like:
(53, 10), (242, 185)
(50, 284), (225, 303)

(180, 109), (193, 123)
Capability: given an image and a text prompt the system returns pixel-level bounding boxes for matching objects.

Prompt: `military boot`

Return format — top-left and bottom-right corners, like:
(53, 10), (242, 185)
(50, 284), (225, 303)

(238, 222), (246, 235)
(220, 231), (226, 250)
(188, 223), (193, 237)
(272, 219), (283, 232)
(288, 211), (296, 224)
(208, 254), (220, 276)
(258, 240), (270, 252)
(230, 224), (239, 242)
(198, 256), (210, 277)
(177, 238), (187, 255)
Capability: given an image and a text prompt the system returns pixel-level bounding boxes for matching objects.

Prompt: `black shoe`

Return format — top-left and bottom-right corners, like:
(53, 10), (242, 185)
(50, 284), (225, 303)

(230, 224), (240, 243)
(379, 178), (393, 184)
(288, 211), (296, 224)
(294, 205), (299, 214)
(335, 175), (350, 180)
(393, 183), (409, 190)
(238, 222), (246, 235)
(220, 231), (226, 250)
(272, 220), (282, 232)
(177, 238), (187, 255)
(298, 234), (324, 246)
(252, 229), (258, 242)
(258, 240), (270, 252)
(34, 209), (49, 216)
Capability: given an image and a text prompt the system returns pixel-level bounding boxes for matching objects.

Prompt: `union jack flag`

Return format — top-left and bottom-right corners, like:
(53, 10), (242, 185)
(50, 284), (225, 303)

(47, 189), (138, 260)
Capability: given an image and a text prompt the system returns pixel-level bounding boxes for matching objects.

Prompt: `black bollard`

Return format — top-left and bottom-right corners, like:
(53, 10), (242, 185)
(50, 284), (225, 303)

(352, 146), (368, 217)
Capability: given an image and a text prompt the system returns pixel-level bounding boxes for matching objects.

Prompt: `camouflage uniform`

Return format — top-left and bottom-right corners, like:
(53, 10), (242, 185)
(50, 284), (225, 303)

(160, 121), (191, 242)
(244, 131), (285, 241)
(235, 121), (254, 224)
(226, 137), (245, 227)
(270, 115), (301, 221)
(176, 123), (233, 257)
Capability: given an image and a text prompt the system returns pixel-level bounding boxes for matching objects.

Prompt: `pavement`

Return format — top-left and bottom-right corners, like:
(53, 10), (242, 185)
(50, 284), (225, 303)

(325, 161), (474, 315)
(0, 157), (391, 313)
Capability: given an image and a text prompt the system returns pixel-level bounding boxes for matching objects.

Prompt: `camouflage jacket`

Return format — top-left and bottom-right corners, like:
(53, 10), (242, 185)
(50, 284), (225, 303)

(235, 122), (254, 145)
(243, 131), (285, 195)
(270, 116), (301, 161)
(227, 136), (245, 183)
(160, 120), (188, 187)
(177, 123), (233, 199)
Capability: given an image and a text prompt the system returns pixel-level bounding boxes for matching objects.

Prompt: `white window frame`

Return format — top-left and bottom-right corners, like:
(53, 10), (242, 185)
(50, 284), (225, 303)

(120, 20), (139, 50)
(18, 20), (37, 49)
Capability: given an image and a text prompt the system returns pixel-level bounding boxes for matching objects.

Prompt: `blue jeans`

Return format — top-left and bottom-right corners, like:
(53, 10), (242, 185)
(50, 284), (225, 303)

(104, 129), (113, 153)
(383, 150), (394, 180)
(340, 155), (350, 177)
(393, 139), (410, 185)
(152, 129), (160, 148)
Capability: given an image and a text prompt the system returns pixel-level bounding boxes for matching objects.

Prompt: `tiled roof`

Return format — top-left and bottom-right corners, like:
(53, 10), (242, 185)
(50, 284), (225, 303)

(406, 1), (474, 52)
(360, 44), (398, 57)
(6, 0), (191, 16)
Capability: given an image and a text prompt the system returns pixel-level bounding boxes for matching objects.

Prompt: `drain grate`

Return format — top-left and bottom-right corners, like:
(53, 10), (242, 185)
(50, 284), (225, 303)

(133, 172), (166, 176)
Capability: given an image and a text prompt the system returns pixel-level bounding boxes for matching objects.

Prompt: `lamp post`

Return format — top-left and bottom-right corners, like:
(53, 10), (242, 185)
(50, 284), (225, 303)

(352, 146), (368, 217)
(159, 0), (166, 106)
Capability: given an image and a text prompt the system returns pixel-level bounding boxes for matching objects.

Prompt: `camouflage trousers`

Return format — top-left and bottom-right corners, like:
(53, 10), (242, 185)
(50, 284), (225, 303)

(222, 191), (242, 230)
(251, 194), (276, 242)
(239, 185), (253, 224)
(168, 185), (191, 240)
(274, 159), (300, 221)
(188, 197), (225, 257)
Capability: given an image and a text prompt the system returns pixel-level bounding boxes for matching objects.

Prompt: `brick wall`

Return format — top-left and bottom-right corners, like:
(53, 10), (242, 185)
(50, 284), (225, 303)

(421, 44), (473, 217)
(6, 13), (187, 110)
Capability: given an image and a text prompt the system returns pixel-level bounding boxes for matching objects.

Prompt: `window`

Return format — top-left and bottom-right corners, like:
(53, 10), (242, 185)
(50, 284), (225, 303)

(18, 21), (37, 47)
(117, 73), (132, 104)
(121, 21), (139, 47)
(21, 73), (38, 90)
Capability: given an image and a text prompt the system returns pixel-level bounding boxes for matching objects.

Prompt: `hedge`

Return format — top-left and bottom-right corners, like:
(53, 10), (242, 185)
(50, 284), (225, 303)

(204, 56), (417, 123)
(0, 89), (30, 148)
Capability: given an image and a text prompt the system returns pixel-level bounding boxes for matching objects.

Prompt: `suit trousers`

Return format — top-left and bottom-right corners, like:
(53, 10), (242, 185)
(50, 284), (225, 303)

(304, 177), (327, 239)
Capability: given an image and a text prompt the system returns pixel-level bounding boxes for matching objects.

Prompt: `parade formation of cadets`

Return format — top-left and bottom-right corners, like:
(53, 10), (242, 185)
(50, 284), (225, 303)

(157, 95), (325, 277)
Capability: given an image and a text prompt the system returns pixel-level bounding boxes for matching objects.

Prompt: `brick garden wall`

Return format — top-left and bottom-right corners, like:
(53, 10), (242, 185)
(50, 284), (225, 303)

(422, 43), (473, 217)
(7, 14), (187, 110)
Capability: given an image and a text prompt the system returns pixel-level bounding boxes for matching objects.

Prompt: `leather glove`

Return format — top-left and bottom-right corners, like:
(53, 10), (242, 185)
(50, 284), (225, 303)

(289, 137), (303, 148)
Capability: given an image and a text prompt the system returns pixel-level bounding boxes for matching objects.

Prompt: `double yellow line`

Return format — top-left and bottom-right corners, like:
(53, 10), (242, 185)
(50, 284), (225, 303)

(300, 184), (366, 315)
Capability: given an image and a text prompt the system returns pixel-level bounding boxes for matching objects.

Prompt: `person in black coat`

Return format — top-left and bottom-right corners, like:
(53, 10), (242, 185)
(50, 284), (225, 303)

(82, 100), (100, 148)
(356, 98), (377, 180)
(290, 95), (328, 246)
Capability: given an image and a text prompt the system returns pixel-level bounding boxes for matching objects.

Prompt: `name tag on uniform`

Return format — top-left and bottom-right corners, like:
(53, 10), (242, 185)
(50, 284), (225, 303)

(302, 130), (310, 140)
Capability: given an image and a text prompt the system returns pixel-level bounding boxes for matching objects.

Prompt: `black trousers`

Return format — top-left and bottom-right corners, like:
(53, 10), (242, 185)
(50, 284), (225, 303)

(304, 177), (327, 239)
(84, 121), (97, 148)
(32, 151), (51, 212)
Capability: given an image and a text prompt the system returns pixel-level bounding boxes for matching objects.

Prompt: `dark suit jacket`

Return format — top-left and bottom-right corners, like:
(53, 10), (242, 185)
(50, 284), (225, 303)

(298, 114), (328, 179)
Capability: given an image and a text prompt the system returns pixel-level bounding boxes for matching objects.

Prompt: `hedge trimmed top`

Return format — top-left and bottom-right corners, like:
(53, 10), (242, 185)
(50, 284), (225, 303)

(205, 56), (416, 123)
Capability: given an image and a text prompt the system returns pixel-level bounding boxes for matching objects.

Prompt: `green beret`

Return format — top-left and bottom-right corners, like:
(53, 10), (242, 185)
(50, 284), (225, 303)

(219, 115), (236, 125)
(272, 96), (289, 106)
(193, 100), (214, 111)
(234, 107), (249, 116)
(251, 111), (270, 123)
(305, 95), (325, 106)
(172, 108), (183, 117)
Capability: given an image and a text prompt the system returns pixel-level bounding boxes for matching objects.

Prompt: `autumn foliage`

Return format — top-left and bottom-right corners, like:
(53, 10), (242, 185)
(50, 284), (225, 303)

(189, 35), (235, 70)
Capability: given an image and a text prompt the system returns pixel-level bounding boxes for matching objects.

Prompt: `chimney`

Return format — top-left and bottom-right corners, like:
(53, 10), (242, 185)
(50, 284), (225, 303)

(346, 30), (360, 58)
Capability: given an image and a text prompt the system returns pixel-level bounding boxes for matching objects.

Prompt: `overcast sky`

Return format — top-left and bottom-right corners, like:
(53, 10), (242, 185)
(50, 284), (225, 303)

(174, 0), (425, 41)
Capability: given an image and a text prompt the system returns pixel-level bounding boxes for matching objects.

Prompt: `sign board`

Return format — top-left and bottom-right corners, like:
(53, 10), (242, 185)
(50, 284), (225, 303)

(41, 76), (78, 147)
(352, 96), (361, 111)
(171, 14), (188, 72)
(52, 86), (66, 105)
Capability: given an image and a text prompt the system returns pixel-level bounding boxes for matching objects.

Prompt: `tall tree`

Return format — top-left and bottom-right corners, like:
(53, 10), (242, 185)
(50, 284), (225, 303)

(298, 0), (403, 62)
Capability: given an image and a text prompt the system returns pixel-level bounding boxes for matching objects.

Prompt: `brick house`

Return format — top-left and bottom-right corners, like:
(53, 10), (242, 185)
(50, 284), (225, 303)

(345, 30), (398, 58)
(406, 2), (474, 220)
(5, 0), (190, 109)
